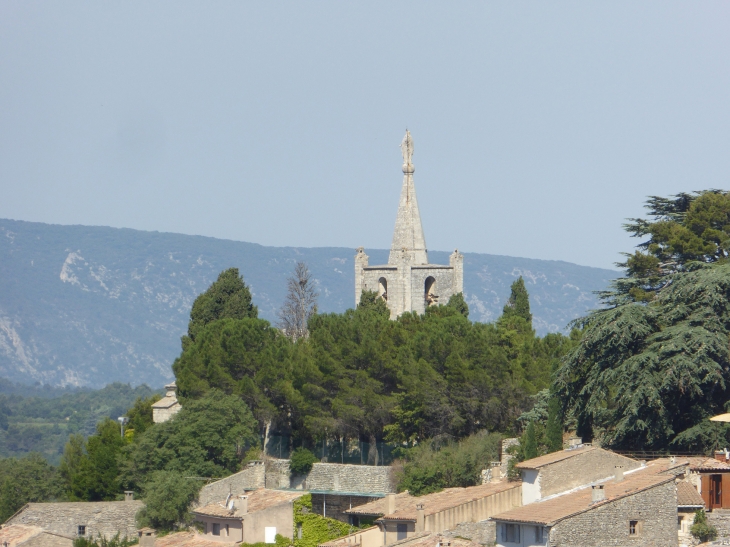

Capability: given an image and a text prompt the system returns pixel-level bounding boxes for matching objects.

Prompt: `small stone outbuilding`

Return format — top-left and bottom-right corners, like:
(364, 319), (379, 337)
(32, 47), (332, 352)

(152, 382), (181, 423)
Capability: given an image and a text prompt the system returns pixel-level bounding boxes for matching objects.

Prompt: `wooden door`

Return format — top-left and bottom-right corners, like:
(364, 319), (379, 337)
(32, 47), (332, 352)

(722, 474), (730, 508)
(711, 475), (723, 509)
(702, 474), (711, 508)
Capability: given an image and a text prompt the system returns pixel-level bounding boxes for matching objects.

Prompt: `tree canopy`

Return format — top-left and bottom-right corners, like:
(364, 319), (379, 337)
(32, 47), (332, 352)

(174, 275), (575, 454)
(554, 190), (730, 452)
(185, 268), (258, 344)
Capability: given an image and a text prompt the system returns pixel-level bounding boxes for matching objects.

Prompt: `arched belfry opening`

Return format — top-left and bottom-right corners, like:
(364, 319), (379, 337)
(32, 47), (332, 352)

(425, 276), (438, 306)
(378, 277), (388, 301)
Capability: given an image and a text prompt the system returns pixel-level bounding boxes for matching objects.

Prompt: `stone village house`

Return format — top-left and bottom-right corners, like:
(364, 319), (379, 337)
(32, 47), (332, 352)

(319, 482), (521, 547)
(192, 489), (303, 544)
(5, 494), (143, 541)
(491, 470), (678, 547)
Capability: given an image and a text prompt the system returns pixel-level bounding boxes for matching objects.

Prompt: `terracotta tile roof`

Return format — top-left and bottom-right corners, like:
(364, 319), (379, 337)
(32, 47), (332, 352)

(347, 482), (520, 521)
(346, 492), (412, 516)
(318, 526), (379, 547)
(193, 488), (302, 519)
(686, 457), (730, 471)
(492, 473), (674, 526)
(155, 531), (237, 547)
(515, 446), (595, 469)
(152, 395), (179, 409)
(392, 533), (480, 547)
(677, 481), (705, 508)
(0, 525), (45, 547)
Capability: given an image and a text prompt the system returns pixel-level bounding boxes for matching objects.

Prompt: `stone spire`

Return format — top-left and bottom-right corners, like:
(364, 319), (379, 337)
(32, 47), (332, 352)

(389, 130), (428, 264)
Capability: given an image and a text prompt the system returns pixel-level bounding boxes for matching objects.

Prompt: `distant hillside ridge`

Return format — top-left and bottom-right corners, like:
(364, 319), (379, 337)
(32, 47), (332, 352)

(0, 218), (616, 387)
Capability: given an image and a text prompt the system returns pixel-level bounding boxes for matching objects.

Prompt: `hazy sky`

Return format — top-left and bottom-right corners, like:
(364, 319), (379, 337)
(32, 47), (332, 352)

(1, 2), (729, 269)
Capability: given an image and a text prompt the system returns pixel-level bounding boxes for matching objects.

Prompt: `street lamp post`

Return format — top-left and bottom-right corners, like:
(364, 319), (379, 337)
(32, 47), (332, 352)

(118, 416), (129, 438)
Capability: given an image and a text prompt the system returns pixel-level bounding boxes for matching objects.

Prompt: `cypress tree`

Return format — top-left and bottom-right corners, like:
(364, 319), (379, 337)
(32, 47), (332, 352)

(545, 397), (563, 453)
(503, 277), (532, 326)
(523, 421), (538, 460)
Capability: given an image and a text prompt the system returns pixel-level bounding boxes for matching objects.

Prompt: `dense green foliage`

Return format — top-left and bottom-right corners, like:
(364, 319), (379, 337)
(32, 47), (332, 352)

(544, 397), (563, 453)
(397, 432), (502, 495)
(502, 277), (532, 326)
(290, 447), (318, 475)
(0, 452), (64, 522)
(0, 383), (158, 463)
(613, 190), (730, 304)
(555, 190), (730, 452)
(690, 509), (718, 542)
(67, 419), (125, 501)
(119, 390), (259, 492)
(174, 284), (575, 455)
(294, 494), (355, 547)
(185, 268), (258, 346)
(241, 535), (292, 547)
(522, 422), (538, 460)
(136, 471), (200, 530)
(73, 534), (137, 547)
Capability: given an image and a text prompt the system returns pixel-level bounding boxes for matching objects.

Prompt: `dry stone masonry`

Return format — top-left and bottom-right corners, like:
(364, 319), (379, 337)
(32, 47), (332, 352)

(197, 460), (395, 509)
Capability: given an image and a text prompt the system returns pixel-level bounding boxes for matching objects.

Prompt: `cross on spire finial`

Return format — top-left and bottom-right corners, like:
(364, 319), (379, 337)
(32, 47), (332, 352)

(401, 130), (414, 173)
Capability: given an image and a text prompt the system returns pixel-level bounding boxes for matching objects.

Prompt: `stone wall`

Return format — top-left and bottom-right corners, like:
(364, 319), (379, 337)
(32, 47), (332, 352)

(266, 459), (293, 489)
(198, 460), (394, 509)
(443, 520), (496, 545)
(549, 479), (677, 547)
(538, 450), (641, 499)
(267, 460), (395, 494)
(306, 463), (395, 494)
(196, 462), (266, 507)
(707, 510), (730, 542)
(6, 501), (144, 540)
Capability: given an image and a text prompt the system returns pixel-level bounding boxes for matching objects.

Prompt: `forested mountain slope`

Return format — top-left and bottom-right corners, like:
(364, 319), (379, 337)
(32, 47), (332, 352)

(0, 218), (615, 387)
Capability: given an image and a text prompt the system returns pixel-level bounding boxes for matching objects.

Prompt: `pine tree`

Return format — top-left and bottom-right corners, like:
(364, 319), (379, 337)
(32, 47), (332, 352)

(503, 277), (532, 326)
(446, 292), (469, 318)
(545, 397), (563, 453)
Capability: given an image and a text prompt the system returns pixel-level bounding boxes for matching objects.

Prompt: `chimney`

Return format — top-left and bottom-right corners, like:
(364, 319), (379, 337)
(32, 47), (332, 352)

(236, 495), (248, 515)
(385, 493), (396, 515)
(591, 485), (605, 503)
(138, 528), (156, 547)
(614, 465), (624, 482)
(124, 491), (134, 502)
(416, 504), (425, 532)
(714, 450), (729, 462)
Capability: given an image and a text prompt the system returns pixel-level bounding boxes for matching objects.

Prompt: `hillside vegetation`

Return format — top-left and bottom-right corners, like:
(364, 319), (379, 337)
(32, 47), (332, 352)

(0, 218), (614, 387)
(0, 383), (157, 464)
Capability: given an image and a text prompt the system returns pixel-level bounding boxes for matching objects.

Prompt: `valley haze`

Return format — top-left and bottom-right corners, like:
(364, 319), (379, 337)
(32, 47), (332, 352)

(0, 218), (616, 388)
